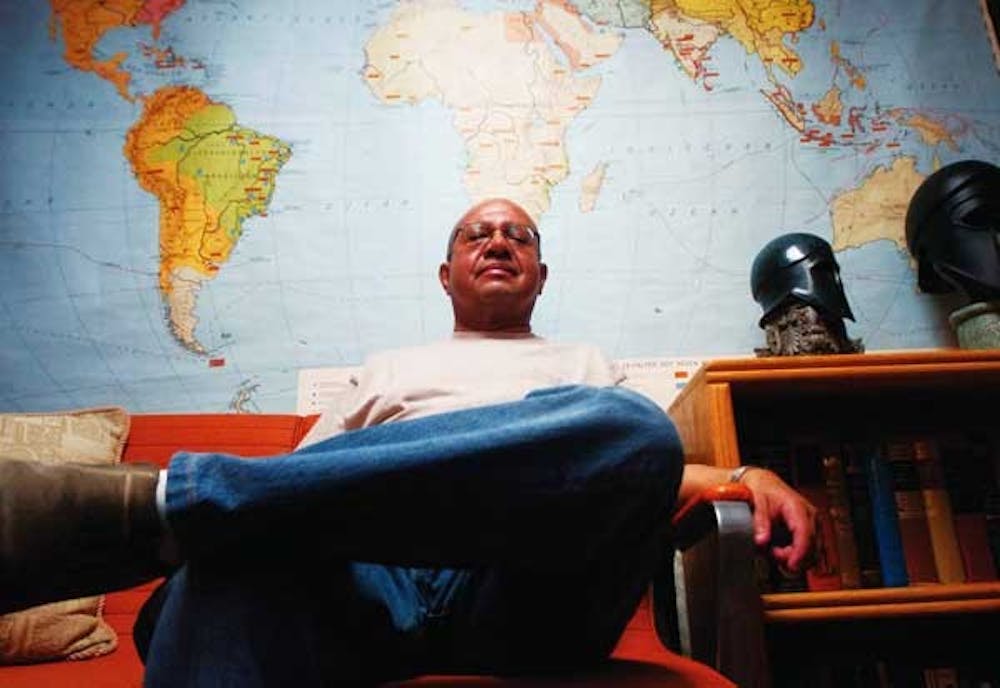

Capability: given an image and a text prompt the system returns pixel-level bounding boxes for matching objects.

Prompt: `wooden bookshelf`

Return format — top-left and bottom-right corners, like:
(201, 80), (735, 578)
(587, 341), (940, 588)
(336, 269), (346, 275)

(668, 349), (1000, 680)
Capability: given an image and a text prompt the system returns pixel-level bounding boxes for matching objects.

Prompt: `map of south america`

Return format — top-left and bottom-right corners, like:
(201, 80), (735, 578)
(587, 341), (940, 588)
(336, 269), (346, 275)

(47, 0), (292, 361)
(124, 86), (292, 353)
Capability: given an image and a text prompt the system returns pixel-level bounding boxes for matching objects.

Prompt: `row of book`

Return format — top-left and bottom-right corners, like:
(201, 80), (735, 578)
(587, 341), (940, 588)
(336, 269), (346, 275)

(747, 430), (1000, 591)
(776, 659), (998, 688)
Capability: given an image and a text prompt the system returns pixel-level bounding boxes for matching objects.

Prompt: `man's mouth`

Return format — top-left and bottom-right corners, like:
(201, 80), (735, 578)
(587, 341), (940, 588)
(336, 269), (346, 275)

(478, 262), (516, 277)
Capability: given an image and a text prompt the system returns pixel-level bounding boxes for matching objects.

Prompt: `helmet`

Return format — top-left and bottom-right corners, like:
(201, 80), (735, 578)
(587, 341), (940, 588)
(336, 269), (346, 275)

(750, 232), (855, 327)
(905, 159), (1000, 301)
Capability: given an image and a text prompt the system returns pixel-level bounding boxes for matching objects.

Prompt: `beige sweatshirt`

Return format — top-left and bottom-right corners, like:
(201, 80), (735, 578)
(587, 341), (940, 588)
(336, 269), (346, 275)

(297, 332), (621, 448)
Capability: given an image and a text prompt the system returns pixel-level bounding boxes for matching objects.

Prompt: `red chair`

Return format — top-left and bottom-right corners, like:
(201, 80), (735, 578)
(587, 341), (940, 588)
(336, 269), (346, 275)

(392, 484), (768, 688)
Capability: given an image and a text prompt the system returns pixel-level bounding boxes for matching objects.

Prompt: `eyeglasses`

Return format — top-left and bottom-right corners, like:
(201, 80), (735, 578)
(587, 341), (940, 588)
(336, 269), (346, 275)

(453, 222), (539, 248)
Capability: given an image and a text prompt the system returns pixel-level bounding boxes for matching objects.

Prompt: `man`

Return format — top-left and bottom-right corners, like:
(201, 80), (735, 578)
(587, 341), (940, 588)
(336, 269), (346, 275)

(0, 198), (814, 685)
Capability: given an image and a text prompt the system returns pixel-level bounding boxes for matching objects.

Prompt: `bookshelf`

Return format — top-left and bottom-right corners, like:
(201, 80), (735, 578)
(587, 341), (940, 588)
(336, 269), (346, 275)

(668, 349), (1000, 684)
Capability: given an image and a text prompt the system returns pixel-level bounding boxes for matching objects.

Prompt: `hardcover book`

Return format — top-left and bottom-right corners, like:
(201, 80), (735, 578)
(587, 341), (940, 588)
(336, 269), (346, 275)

(842, 442), (883, 588)
(821, 445), (862, 588)
(794, 442), (842, 591)
(885, 440), (938, 584)
(913, 438), (965, 584)
(862, 442), (908, 587)
(941, 434), (999, 582)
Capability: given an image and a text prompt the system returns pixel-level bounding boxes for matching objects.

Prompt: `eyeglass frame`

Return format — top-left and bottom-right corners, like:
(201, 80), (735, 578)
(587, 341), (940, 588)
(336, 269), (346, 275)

(446, 221), (542, 260)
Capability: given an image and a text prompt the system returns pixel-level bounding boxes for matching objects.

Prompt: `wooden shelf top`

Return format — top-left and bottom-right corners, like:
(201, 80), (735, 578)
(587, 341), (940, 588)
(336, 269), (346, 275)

(700, 348), (1000, 376)
(670, 348), (1000, 411)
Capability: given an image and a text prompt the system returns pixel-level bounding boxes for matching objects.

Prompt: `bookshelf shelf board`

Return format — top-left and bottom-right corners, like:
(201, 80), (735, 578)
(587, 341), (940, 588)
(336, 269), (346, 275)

(761, 582), (1000, 623)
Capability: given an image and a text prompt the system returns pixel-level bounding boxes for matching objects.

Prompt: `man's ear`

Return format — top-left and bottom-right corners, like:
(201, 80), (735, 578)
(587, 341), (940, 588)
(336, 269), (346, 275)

(438, 262), (452, 295)
(537, 262), (548, 295)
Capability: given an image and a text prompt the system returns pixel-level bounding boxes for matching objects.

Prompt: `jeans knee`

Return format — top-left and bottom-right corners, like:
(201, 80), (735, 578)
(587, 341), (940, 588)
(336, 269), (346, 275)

(574, 386), (683, 485)
(594, 387), (677, 442)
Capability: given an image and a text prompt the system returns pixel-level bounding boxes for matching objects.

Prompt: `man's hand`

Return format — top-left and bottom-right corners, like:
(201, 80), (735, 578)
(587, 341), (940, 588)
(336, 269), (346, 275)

(738, 467), (817, 574)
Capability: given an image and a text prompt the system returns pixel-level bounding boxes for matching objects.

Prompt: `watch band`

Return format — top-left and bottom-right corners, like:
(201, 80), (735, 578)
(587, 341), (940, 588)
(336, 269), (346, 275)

(729, 464), (758, 483)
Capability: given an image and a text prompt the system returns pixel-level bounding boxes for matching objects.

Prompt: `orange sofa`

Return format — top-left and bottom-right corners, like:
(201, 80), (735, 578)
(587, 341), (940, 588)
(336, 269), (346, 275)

(0, 413), (742, 688)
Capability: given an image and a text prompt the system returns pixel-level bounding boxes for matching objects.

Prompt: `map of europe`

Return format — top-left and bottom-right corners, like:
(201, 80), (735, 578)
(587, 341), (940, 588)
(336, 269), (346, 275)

(1, 0), (998, 412)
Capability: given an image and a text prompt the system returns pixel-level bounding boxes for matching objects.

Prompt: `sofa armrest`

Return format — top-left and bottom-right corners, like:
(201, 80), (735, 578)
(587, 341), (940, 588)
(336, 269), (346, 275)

(653, 483), (770, 688)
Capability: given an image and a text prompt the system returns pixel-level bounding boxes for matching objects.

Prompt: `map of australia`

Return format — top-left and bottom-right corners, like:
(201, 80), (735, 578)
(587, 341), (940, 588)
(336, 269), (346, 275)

(124, 86), (291, 353)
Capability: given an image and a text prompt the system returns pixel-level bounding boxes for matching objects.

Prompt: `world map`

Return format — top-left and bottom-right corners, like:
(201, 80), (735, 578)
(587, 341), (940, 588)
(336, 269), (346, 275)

(0, 0), (998, 412)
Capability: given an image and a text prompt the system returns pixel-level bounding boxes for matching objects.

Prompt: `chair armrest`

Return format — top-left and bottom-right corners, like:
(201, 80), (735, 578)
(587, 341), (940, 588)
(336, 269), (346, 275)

(670, 484), (753, 549)
(654, 483), (770, 688)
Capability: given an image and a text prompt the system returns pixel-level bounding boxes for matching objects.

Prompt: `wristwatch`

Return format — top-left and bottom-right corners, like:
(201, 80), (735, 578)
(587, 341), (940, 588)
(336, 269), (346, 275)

(728, 465), (758, 483)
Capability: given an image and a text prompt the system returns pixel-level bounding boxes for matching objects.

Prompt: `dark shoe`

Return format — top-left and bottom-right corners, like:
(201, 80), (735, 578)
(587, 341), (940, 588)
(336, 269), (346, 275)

(0, 458), (168, 613)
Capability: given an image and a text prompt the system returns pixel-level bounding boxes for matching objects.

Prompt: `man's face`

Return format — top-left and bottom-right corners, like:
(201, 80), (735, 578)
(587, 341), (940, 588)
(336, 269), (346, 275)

(439, 198), (548, 331)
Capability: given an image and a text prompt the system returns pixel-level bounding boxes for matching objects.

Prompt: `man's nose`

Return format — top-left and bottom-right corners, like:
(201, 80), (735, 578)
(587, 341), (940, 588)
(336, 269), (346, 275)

(483, 229), (513, 256)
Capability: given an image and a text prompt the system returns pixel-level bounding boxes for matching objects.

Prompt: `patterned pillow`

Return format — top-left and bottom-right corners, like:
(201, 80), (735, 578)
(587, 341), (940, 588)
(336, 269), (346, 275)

(0, 407), (129, 664)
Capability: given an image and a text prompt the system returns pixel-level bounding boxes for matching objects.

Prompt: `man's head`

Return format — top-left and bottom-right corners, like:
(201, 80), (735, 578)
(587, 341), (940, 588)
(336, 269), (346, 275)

(439, 198), (548, 333)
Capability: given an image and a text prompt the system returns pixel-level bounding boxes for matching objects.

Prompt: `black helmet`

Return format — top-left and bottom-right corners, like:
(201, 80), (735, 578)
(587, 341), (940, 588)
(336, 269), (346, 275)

(750, 232), (855, 327)
(905, 159), (1000, 301)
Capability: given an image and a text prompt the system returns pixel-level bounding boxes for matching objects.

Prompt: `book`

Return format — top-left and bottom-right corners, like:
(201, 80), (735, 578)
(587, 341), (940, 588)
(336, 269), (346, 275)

(842, 442), (883, 587)
(862, 442), (909, 587)
(941, 433), (999, 582)
(746, 441), (807, 592)
(953, 513), (998, 581)
(913, 438), (966, 584)
(885, 440), (938, 584)
(984, 434), (1000, 578)
(922, 667), (959, 688)
(821, 445), (861, 588)
(793, 441), (842, 591)
(987, 489), (1000, 581)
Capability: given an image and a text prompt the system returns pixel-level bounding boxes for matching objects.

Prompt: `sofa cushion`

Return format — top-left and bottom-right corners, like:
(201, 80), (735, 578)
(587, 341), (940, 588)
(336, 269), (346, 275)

(0, 407), (129, 664)
(120, 413), (319, 467)
(0, 633), (144, 688)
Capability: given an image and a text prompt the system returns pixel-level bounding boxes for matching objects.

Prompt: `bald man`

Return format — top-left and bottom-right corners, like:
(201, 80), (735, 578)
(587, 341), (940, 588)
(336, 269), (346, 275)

(0, 198), (813, 686)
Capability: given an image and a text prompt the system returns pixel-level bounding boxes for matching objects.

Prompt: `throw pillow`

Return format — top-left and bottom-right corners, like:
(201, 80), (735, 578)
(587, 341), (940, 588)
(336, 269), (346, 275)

(0, 407), (129, 664)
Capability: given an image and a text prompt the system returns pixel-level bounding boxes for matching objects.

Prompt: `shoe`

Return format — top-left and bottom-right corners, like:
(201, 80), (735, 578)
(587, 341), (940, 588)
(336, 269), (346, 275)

(0, 458), (168, 614)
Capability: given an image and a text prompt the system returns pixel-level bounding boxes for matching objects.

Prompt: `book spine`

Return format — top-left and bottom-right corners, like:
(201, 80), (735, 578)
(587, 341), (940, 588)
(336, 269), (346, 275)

(794, 441), (842, 591)
(986, 490), (1000, 578)
(864, 442), (908, 587)
(941, 434), (1000, 582)
(821, 445), (861, 588)
(748, 441), (807, 592)
(885, 440), (938, 584)
(953, 514), (998, 581)
(922, 667), (959, 688)
(843, 443), (882, 587)
(914, 439), (966, 584)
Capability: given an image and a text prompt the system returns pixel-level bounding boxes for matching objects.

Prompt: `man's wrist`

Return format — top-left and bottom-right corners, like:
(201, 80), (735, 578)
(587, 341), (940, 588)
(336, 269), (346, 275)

(729, 464), (760, 484)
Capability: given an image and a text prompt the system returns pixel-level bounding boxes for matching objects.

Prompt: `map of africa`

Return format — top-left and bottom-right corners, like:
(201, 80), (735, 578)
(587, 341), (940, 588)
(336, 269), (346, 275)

(0, 0), (998, 412)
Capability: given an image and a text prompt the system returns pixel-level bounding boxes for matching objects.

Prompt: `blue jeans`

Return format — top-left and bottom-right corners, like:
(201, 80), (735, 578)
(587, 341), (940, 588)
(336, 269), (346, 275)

(137, 385), (684, 687)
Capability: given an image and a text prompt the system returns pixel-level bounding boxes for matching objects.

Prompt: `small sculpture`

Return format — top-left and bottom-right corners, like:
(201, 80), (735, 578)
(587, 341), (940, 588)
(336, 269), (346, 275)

(905, 160), (1000, 349)
(750, 232), (863, 356)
